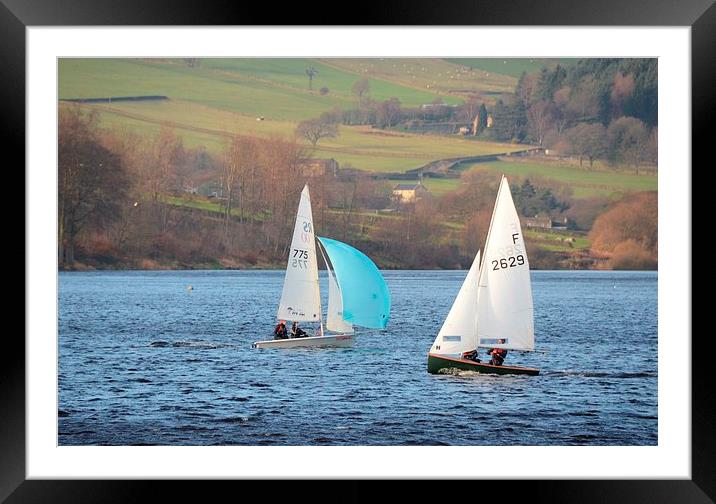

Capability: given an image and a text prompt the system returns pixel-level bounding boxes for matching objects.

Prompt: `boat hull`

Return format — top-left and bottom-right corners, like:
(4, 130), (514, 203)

(252, 334), (354, 349)
(427, 353), (540, 376)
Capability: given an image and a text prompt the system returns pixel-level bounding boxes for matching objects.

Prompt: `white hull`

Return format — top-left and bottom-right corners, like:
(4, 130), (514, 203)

(251, 334), (354, 349)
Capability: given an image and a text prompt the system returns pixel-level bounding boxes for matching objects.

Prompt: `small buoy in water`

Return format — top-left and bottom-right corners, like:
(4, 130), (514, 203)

(187, 285), (193, 291)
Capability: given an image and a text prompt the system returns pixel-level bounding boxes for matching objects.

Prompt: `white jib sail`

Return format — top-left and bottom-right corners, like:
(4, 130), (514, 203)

(476, 176), (535, 351)
(431, 250), (480, 356)
(326, 263), (354, 334)
(277, 185), (322, 322)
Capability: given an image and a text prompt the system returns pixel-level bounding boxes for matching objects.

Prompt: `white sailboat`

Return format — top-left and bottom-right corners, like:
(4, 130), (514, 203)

(427, 175), (540, 375)
(252, 185), (391, 349)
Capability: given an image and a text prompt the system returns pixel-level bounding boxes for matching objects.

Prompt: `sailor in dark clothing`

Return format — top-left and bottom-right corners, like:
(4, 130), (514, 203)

(290, 321), (309, 338)
(487, 338), (508, 366)
(461, 349), (481, 362)
(273, 320), (288, 340)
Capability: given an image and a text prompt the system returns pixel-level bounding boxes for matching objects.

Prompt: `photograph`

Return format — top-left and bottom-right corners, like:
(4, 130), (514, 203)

(56, 56), (658, 447)
(11, 13), (705, 499)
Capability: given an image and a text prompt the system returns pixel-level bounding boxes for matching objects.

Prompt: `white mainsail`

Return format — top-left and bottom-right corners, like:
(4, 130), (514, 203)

(430, 250), (480, 356)
(476, 176), (534, 351)
(277, 185), (322, 322)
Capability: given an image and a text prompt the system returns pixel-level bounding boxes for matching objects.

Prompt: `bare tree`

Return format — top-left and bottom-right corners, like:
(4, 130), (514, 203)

(138, 127), (184, 232)
(552, 86), (575, 134)
(646, 126), (658, 167)
(305, 65), (318, 91)
(140, 127), (183, 205)
(58, 105), (129, 266)
(457, 98), (480, 124)
(566, 123), (608, 168)
(527, 100), (554, 146)
(97, 129), (146, 252)
(258, 136), (307, 254)
(376, 97), (401, 128)
(351, 78), (371, 106)
(607, 117), (649, 174)
(567, 76), (600, 121)
(610, 72), (636, 118)
(296, 118), (339, 147)
(222, 136), (259, 238)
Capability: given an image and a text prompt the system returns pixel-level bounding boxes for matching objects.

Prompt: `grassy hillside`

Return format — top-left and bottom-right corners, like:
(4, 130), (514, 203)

(462, 159), (657, 198)
(59, 58), (463, 119)
(60, 59), (354, 121)
(444, 58), (576, 78)
(202, 58), (465, 106)
(78, 100), (523, 173)
(318, 58), (518, 98)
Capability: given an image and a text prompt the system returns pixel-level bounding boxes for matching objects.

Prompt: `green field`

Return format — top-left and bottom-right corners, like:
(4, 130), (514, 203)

(444, 58), (577, 78)
(60, 59), (354, 122)
(320, 58), (519, 97)
(524, 228), (590, 252)
(202, 58), (465, 106)
(59, 58), (464, 121)
(388, 156), (657, 200)
(82, 100), (522, 173)
(465, 159), (658, 198)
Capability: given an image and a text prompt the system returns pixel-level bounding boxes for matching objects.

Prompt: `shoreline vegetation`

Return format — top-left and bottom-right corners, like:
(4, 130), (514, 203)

(58, 58), (657, 272)
(61, 264), (657, 272)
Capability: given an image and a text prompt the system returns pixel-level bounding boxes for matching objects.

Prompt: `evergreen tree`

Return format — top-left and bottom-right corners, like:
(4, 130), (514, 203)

(478, 103), (488, 133)
(489, 99), (527, 142)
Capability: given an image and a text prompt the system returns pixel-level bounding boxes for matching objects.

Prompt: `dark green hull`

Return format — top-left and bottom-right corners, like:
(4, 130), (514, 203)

(427, 353), (540, 376)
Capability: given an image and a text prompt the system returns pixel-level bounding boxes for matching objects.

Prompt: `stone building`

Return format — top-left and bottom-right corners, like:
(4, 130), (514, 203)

(392, 181), (429, 203)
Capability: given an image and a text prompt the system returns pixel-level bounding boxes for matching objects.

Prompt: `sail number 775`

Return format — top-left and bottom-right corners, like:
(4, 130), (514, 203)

(492, 255), (525, 270)
(292, 249), (309, 269)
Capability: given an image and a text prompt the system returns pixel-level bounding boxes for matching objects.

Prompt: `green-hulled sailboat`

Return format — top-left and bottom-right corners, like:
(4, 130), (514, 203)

(427, 175), (540, 376)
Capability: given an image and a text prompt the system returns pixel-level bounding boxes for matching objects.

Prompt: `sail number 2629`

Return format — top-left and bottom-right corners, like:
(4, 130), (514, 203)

(492, 255), (525, 270)
(292, 249), (309, 269)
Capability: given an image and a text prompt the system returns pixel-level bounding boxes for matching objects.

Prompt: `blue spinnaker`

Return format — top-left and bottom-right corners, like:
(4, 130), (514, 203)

(317, 237), (391, 329)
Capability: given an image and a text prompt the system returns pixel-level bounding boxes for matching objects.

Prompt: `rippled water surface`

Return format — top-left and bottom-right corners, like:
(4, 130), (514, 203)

(58, 270), (657, 445)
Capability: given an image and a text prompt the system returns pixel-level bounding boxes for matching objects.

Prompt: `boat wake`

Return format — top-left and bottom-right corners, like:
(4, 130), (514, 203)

(437, 368), (484, 378)
(149, 340), (238, 350)
(545, 370), (657, 379)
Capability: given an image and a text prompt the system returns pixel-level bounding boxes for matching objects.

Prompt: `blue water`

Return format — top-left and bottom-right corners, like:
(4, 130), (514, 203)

(58, 270), (657, 446)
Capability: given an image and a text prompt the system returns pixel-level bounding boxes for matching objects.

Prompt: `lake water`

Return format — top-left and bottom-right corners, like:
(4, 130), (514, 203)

(58, 270), (657, 446)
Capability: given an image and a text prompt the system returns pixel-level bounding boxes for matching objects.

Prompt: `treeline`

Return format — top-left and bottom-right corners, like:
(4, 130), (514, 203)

(318, 96), (470, 130)
(314, 77), (487, 131)
(487, 59), (658, 171)
(589, 192), (658, 269)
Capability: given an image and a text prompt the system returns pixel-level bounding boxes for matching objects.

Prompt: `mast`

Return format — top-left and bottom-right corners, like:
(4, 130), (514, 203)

(316, 238), (331, 336)
(317, 237), (324, 337)
(312, 188), (324, 337)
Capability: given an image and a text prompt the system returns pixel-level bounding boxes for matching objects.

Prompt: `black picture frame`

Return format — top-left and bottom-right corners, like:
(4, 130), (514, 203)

(7, 0), (709, 501)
